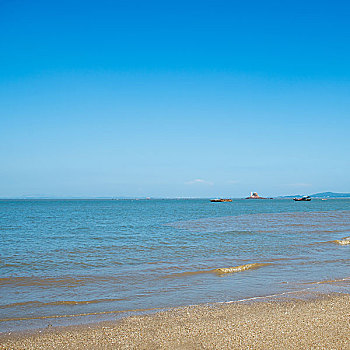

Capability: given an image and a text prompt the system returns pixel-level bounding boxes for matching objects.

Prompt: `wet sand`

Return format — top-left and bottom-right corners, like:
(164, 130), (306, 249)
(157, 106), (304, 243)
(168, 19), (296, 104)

(1, 294), (349, 350)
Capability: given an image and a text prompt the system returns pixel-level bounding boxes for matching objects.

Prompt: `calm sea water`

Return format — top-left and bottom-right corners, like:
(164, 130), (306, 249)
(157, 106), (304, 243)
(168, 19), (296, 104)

(1, 199), (350, 332)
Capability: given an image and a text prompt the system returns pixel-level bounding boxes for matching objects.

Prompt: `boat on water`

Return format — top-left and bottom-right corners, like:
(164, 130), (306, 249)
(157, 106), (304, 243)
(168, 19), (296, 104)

(210, 198), (232, 202)
(293, 195), (311, 201)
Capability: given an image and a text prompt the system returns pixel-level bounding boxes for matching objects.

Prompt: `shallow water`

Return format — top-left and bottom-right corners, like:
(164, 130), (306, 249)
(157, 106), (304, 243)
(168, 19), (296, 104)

(1, 199), (350, 331)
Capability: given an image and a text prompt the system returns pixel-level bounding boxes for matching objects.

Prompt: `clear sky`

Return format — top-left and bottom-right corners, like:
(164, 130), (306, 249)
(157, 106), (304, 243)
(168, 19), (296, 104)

(1, 0), (349, 198)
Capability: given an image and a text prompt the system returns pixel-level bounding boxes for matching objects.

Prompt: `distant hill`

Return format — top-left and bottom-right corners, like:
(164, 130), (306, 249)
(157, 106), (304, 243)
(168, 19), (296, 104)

(278, 192), (350, 198)
(310, 192), (350, 198)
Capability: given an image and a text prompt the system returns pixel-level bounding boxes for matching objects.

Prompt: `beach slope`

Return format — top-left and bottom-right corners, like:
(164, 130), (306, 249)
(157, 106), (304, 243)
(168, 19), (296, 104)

(1, 294), (349, 350)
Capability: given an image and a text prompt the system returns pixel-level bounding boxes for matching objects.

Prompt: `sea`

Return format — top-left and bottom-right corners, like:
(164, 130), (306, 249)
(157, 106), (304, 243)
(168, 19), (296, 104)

(1, 198), (350, 332)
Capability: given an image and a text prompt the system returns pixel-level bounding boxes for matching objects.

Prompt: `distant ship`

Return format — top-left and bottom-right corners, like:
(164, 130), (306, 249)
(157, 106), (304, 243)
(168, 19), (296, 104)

(210, 198), (232, 202)
(293, 195), (311, 201)
(245, 192), (272, 199)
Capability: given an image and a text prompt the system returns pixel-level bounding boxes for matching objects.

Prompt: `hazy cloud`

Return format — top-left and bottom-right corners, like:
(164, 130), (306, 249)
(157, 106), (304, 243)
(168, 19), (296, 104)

(185, 179), (214, 186)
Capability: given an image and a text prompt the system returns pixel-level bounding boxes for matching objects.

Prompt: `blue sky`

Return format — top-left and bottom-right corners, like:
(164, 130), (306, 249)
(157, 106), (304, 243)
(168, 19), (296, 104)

(1, 0), (349, 197)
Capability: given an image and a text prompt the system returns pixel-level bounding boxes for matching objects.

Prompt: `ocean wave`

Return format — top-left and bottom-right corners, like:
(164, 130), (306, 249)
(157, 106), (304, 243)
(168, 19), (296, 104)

(334, 237), (350, 245)
(214, 263), (270, 274)
(0, 298), (129, 310)
(0, 275), (120, 288)
(310, 277), (350, 285)
(0, 306), (162, 322)
(164, 262), (270, 278)
(310, 236), (350, 246)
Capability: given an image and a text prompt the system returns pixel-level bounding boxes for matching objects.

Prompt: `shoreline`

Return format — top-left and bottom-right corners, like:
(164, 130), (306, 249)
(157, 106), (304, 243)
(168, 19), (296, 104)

(1, 278), (349, 333)
(1, 292), (349, 349)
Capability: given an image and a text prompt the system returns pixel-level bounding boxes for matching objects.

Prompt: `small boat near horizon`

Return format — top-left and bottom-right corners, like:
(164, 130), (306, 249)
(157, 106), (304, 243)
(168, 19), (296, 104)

(210, 198), (232, 202)
(293, 195), (311, 201)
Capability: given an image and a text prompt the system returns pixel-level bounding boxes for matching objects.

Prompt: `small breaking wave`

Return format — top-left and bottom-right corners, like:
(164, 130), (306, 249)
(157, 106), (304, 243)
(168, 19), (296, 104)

(311, 236), (350, 246)
(334, 237), (350, 245)
(165, 263), (270, 278)
(214, 263), (270, 274)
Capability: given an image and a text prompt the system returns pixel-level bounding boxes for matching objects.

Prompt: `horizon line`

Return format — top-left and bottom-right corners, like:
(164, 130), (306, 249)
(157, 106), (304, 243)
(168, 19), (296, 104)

(0, 191), (349, 200)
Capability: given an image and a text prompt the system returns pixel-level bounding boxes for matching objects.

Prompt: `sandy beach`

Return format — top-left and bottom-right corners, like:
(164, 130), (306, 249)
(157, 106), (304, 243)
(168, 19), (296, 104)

(1, 294), (349, 350)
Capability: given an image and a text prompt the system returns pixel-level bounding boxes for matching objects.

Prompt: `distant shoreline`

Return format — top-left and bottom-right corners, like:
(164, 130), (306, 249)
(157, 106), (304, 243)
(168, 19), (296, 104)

(1, 191), (350, 200)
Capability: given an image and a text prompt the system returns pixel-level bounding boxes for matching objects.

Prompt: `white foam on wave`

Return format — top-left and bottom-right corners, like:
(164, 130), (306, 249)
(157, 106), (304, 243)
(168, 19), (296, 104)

(335, 237), (350, 245)
(214, 263), (270, 274)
